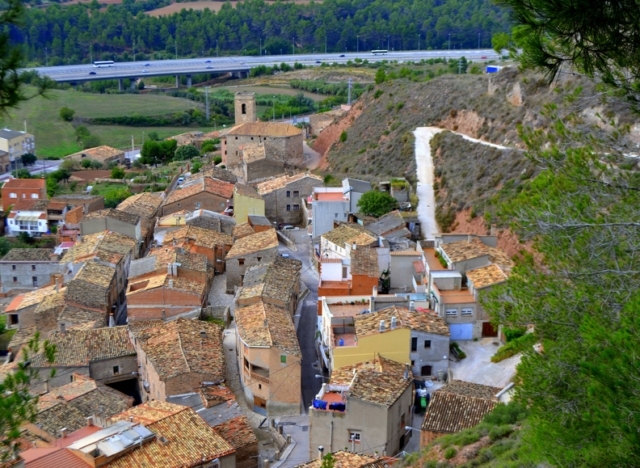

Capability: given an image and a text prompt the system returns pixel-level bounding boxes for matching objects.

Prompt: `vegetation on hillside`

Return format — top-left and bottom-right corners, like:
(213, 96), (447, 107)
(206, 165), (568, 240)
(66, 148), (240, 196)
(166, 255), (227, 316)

(13, 0), (510, 66)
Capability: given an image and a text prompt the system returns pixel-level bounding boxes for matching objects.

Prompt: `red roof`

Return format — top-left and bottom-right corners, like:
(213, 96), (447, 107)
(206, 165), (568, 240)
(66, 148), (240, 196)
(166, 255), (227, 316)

(23, 448), (90, 468)
(2, 178), (46, 190)
(5, 295), (24, 312)
(316, 192), (345, 201)
(10, 199), (41, 211)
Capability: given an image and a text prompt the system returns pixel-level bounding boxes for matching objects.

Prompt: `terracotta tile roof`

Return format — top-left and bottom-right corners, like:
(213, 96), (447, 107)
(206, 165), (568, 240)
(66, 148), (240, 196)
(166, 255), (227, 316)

(466, 264), (508, 289)
(214, 415), (258, 451)
(65, 145), (123, 162)
(135, 318), (225, 382)
(57, 303), (105, 328)
(74, 260), (116, 287)
(31, 326), (135, 367)
(116, 192), (163, 221)
(233, 222), (254, 239)
(163, 224), (232, 249)
(227, 121), (302, 137)
(421, 380), (501, 434)
(164, 176), (234, 205)
(66, 262), (115, 310)
(192, 165), (238, 184)
(7, 326), (36, 351)
(36, 374), (133, 434)
(109, 401), (235, 467)
(2, 177), (46, 190)
(330, 355), (412, 407)
(295, 451), (389, 468)
(235, 302), (301, 356)
(234, 183), (263, 200)
(200, 384), (236, 407)
(1, 248), (54, 262)
(61, 231), (136, 264)
(147, 246), (209, 273)
(350, 248), (379, 277)
(322, 224), (378, 247)
(440, 238), (514, 271)
(242, 256), (301, 303)
(24, 448), (91, 468)
(355, 306), (449, 338)
(5, 285), (58, 312)
(83, 208), (140, 226)
(254, 172), (323, 195)
(127, 274), (206, 296)
(34, 289), (67, 317)
(227, 229), (278, 258)
(389, 250), (421, 256)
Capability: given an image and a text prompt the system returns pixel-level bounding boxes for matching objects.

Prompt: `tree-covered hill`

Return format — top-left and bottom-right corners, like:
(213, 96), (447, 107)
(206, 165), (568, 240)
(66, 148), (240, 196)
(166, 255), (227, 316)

(15, 0), (511, 65)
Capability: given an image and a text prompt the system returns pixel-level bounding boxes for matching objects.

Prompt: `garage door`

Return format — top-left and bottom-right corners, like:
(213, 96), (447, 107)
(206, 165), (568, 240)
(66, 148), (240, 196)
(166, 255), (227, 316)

(449, 323), (473, 340)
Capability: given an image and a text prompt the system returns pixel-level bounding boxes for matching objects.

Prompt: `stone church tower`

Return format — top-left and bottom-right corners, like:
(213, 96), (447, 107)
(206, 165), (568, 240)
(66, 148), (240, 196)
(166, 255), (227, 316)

(234, 92), (256, 125)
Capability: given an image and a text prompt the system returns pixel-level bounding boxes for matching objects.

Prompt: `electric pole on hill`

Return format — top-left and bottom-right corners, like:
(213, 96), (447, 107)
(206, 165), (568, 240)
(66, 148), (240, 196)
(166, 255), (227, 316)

(348, 77), (352, 105)
(205, 87), (210, 121)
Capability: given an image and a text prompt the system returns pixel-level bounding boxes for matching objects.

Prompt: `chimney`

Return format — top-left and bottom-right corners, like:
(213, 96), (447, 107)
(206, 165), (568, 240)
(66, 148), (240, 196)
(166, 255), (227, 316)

(378, 236), (384, 248)
(409, 301), (415, 312)
(318, 446), (324, 460)
(404, 363), (410, 380)
(167, 263), (173, 276)
(54, 276), (59, 292)
(129, 416), (134, 422)
(168, 279), (174, 289)
(86, 416), (94, 427)
(391, 316), (397, 329)
(372, 286), (378, 297)
(59, 322), (66, 333)
(352, 242), (357, 251)
(44, 379), (50, 394)
(200, 330), (206, 339)
(108, 313), (115, 328)
(162, 309), (166, 320)
(467, 234), (472, 243)
(379, 320), (385, 332)
(172, 263), (178, 276)
(60, 428), (68, 438)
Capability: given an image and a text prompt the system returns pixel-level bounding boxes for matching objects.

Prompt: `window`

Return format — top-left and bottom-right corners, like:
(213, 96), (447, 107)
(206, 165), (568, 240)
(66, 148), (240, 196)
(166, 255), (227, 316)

(241, 103), (246, 115)
(286, 190), (291, 197)
(335, 213), (338, 218)
(31, 194), (38, 199)
(421, 365), (433, 376)
(113, 366), (120, 375)
(424, 340), (432, 348)
(32, 277), (37, 286)
(293, 190), (300, 197)
(258, 384), (262, 389)
(31, 265), (36, 271)
(280, 355), (287, 364)
(9, 314), (18, 326)
(349, 431), (361, 443)
(9, 193), (16, 199)
(21, 193), (25, 198)
(446, 309), (458, 316)
(293, 204), (300, 211)
(461, 308), (474, 316)
(244, 358), (249, 369)
(11, 265), (15, 270)
(411, 360), (415, 366)
(257, 257), (262, 262)
(238, 259), (245, 266)
(411, 337), (418, 352)
(286, 205), (291, 211)
(12, 277), (17, 283)
(342, 266), (348, 279)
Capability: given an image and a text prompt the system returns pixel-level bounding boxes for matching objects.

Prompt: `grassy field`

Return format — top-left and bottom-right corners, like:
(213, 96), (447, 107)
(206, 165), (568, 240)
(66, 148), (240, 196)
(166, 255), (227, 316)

(0, 88), (203, 158)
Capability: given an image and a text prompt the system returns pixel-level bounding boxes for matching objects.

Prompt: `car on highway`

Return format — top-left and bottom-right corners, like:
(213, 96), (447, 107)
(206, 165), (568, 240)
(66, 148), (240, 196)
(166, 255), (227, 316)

(339, 54), (345, 57)
(144, 63), (150, 66)
(205, 59), (212, 63)
(142, 69), (148, 73)
(88, 71), (96, 75)
(481, 56), (487, 59)
(206, 65), (213, 69)
(315, 60), (321, 63)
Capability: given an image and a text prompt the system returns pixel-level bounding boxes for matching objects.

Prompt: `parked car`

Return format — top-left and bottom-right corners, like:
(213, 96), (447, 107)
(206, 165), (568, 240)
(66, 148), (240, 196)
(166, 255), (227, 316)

(177, 176), (185, 185)
(280, 224), (295, 230)
(280, 253), (291, 259)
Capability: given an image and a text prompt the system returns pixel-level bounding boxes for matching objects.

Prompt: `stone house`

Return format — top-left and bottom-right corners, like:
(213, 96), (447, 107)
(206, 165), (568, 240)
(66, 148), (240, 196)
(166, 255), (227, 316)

(255, 172), (323, 226)
(35, 373), (133, 436)
(52, 194), (104, 214)
(309, 355), (414, 459)
(161, 224), (233, 274)
(420, 380), (501, 446)
(297, 451), (391, 468)
(0, 248), (59, 293)
(319, 223), (390, 276)
(237, 143), (286, 183)
(3, 284), (59, 330)
(33, 287), (106, 337)
(247, 215), (273, 232)
(233, 222), (255, 240)
(161, 176), (235, 216)
(222, 122), (304, 174)
(115, 192), (163, 255)
(80, 209), (142, 250)
(342, 178), (372, 214)
(234, 91), (256, 125)
(29, 326), (138, 392)
(130, 318), (225, 402)
(65, 145), (125, 166)
(367, 210), (412, 239)
(235, 301), (302, 416)
(1, 177), (46, 203)
(233, 183), (265, 224)
(128, 246), (211, 284)
(236, 256), (302, 316)
(389, 250), (424, 291)
(66, 260), (119, 318)
(225, 228), (279, 293)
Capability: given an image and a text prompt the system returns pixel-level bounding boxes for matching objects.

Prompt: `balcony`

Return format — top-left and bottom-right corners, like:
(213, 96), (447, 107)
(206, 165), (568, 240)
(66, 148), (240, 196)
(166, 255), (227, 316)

(250, 372), (270, 385)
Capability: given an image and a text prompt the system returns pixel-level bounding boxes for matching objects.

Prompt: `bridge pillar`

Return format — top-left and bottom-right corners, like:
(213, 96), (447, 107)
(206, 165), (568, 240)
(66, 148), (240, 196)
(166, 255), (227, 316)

(118, 78), (123, 92)
(186, 75), (192, 87)
(176, 75), (180, 89)
(131, 79), (137, 90)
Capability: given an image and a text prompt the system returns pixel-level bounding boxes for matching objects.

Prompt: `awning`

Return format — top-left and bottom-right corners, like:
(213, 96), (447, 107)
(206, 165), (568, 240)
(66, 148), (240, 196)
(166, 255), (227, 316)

(15, 215), (39, 222)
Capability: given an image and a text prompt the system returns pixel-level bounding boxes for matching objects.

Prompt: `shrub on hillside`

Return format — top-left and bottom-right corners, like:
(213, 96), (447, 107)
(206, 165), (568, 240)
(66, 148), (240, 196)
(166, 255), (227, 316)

(357, 191), (398, 217)
(59, 107), (75, 121)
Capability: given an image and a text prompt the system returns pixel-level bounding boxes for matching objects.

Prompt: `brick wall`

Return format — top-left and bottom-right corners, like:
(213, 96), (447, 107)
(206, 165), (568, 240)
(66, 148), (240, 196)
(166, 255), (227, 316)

(351, 275), (378, 295)
(226, 247), (278, 293)
(162, 192), (228, 216)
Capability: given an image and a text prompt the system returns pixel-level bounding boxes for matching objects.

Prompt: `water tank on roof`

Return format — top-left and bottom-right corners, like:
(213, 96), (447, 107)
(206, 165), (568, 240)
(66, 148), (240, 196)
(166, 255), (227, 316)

(338, 339), (344, 346)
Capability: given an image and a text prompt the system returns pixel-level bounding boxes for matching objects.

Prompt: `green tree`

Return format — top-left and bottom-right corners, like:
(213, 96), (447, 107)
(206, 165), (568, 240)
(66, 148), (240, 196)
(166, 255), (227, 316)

(200, 139), (217, 153)
(147, 131), (160, 141)
(339, 130), (347, 143)
(140, 140), (161, 166)
(174, 144), (200, 161)
(192, 161), (202, 173)
(59, 106), (75, 121)
(20, 153), (36, 166)
(110, 166), (125, 179)
(104, 187), (132, 208)
(375, 67), (387, 85)
(357, 190), (398, 217)
(12, 168), (31, 179)
(80, 158), (92, 169)
(491, 32), (511, 55)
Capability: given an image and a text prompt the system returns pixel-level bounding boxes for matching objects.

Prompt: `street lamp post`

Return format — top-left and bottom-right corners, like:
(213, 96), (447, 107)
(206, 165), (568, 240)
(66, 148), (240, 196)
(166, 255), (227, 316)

(325, 35), (327, 54)
(357, 35), (359, 53)
(478, 32), (481, 49)
(272, 95), (276, 122)
(448, 34), (451, 50)
(387, 35), (390, 50)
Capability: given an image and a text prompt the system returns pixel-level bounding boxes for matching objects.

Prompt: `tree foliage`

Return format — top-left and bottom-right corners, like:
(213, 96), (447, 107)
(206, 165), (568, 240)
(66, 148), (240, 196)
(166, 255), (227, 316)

(110, 166), (125, 179)
(357, 190), (398, 217)
(173, 144), (199, 161)
(20, 153), (36, 166)
(59, 106), (75, 121)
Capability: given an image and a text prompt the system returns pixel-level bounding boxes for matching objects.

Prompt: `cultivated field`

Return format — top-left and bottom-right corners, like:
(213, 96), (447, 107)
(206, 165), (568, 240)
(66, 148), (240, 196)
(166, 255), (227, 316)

(147, 0), (314, 16)
(0, 88), (201, 158)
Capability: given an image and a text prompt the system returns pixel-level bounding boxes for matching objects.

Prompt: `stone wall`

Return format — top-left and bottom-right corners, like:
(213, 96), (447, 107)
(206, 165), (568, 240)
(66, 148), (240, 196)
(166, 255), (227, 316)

(226, 247), (278, 293)
(162, 192), (228, 217)
(262, 179), (323, 226)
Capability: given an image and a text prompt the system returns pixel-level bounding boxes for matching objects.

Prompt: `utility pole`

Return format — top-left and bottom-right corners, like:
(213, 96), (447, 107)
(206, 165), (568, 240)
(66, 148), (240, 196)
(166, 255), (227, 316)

(357, 35), (359, 53)
(175, 39), (178, 60)
(387, 35), (390, 50)
(205, 86), (210, 121)
(131, 135), (134, 151)
(325, 35), (327, 54)
(448, 34), (451, 51)
(259, 38), (262, 57)
(292, 38), (295, 55)
(458, 59), (463, 74)
(90, 44), (93, 63)
(216, 40), (219, 57)
(45, 47), (48, 66)
(478, 32), (481, 49)
(347, 77), (352, 105)
(133, 37), (136, 62)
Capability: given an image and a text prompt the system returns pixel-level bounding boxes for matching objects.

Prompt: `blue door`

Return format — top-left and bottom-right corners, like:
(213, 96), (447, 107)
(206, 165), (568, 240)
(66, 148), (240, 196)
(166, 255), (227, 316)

(449, 323), (473, 340)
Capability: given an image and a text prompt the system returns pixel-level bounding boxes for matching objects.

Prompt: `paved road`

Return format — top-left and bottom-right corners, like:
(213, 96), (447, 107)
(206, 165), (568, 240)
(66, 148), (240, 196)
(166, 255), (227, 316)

(25, 49), (501, 83)
(0, 160), (62, 182)
(279, 229), (322, 412)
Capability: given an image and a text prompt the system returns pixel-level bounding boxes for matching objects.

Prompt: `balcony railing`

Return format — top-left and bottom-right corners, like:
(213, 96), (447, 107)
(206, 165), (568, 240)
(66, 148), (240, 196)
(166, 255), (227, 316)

(250, 372), (270, 384)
